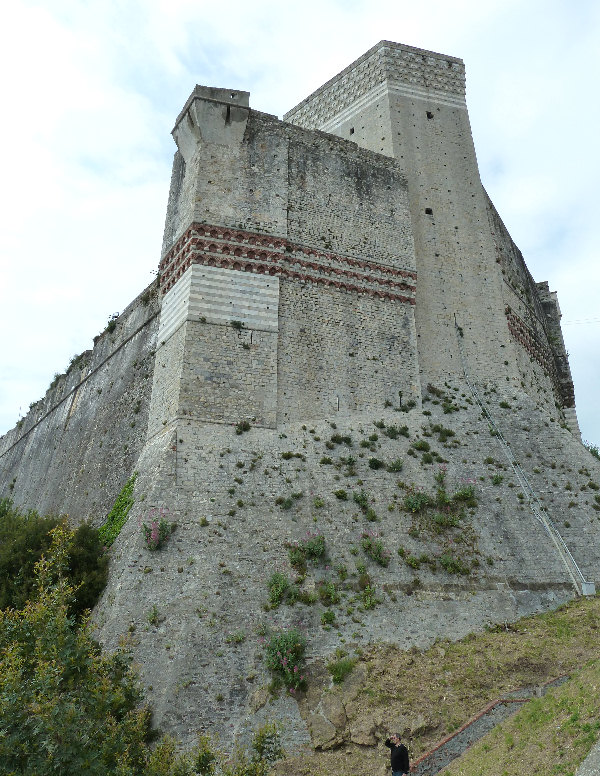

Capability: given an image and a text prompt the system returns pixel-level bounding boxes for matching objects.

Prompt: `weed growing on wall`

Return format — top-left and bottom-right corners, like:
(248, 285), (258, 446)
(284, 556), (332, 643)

(267, 572), (291, 607)
(98, 473), (137, 547)
(361, 531), (391, 567)
(399, 468), (480, 575)
(265, 628), (307, 692)
(327, 649), (357, 684)
(142, 517), (175, 550)
(285, 532), (326, 574)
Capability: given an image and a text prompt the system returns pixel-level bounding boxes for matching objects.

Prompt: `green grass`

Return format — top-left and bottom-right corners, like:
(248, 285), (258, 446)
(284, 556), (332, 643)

(443, 659), (600, 776)
(276, 596), (600, 776)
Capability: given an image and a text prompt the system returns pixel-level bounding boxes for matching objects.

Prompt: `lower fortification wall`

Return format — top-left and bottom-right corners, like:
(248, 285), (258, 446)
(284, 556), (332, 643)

(0, 282), (160, 523)
(485, 194), (573, 419)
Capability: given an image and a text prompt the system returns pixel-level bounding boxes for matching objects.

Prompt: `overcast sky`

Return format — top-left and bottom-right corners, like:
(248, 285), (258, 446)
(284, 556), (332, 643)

(0, 0), (598, 446)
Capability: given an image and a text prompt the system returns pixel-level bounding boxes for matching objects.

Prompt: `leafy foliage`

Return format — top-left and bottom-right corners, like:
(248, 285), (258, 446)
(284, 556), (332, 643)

(265, 629), (307, 691)
(98, 473), (137, 547)
(0, 525), (286, 776)
(361, 531), (391, 567)
(0, 526), (150, 776)
(0, 499), (107, 618)
(285, 532), (326, 573)
(267, 572), (291, 607)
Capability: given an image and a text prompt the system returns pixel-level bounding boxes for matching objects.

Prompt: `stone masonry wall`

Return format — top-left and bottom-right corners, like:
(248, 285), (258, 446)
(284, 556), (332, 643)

(154, 97), (420, 429)
(284, 41), (465, 131)
(276, 282), (419, 424)
(486, 194), (576, 421)
(283, 40), (579, 429)
(0, 282), (160, 523)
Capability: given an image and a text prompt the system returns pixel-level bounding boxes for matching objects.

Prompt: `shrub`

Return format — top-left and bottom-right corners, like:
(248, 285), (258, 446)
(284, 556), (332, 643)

(235, 420), (251, 434)
(267, 572), (290, 607)
(412, 440), (430, 452)
(0, 501), (107, 619)
(360, 585), (378, 610)
(387, 459), (404, 472)
(432, 424), (455, 443)
(584, 441), (600, 460)
(368, 457), (385, 470)
(361, 532), (391, 567)
(333, 489), (348, 500)
(330, 433), (353, 446)
(142, 517), (175, 551)
(403, 489), (431, 513)
(432, 511), (460, 529)
(440, 552), (471, 575)
(98, 473), (137, 547)
(265, 629), (307, 691)
(452, 484), (477, 507)
(492, 474), (504, 485)
(321, 610), (335, 626)
(353, 490), (369, 510)
(285, 533), (326, 572)
(318, 579), (340, 605)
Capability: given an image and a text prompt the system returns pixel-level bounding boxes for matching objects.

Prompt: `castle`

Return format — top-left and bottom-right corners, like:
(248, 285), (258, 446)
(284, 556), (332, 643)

(0, 42), (596, 749)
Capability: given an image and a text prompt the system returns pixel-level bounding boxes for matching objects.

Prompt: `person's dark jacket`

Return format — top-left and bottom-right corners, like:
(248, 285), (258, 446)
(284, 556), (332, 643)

(385, 738), (410, 772)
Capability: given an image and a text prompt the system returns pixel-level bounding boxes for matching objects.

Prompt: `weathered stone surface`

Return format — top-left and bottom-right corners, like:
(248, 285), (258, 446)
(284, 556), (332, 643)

(321, 690), (347, 731)
(309, 714), (340, 750)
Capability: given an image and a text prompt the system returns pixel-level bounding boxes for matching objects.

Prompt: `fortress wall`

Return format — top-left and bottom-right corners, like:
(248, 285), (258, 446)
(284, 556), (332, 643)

(0, 283), (160, 522)
(276, 283), (419, 424)
(388, 91), (515, 386)
(154, 98), (421, 433)
(93, 391), (600, 748)
(486, 195), (577, 423)
(284, 42), (526, 393)
(286, 133), (414, 263)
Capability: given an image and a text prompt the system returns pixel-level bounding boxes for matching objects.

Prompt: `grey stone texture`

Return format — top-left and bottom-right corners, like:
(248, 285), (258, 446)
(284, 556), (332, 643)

(0, 40), (597, 755)
(0, 282), (160, 521)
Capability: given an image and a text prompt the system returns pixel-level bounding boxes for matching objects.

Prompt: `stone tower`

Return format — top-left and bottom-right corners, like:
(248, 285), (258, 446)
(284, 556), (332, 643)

(285, 41), (579, 433)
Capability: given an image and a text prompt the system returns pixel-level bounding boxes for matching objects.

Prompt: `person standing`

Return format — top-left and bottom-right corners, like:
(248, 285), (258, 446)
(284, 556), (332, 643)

(385, 733), (410, 775)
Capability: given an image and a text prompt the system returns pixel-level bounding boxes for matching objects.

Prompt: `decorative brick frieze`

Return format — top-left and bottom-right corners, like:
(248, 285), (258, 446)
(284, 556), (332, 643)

(159, 223), (416, 304)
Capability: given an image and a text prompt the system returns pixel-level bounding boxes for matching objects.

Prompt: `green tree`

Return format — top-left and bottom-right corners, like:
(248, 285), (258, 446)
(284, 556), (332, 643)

(0, 525), (150, 776)
(0, 498), (108, 618)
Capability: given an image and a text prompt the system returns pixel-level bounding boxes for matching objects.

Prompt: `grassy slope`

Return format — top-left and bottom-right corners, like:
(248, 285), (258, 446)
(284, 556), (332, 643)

(441, 659), (600, 776)
(273, 596), (600, 776)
